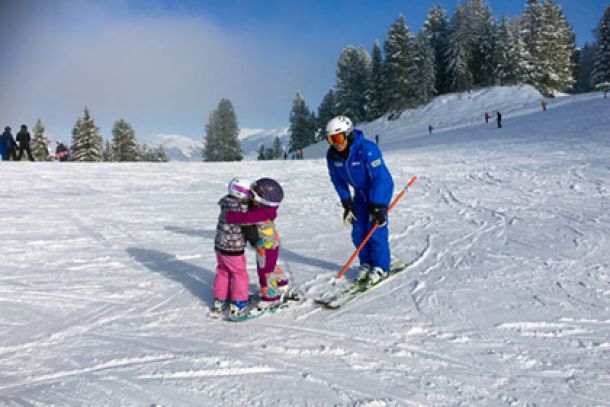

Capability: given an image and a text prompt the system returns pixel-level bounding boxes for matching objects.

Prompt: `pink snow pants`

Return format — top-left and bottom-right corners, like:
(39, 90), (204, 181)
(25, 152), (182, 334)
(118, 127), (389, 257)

(214, 252), (249, 302)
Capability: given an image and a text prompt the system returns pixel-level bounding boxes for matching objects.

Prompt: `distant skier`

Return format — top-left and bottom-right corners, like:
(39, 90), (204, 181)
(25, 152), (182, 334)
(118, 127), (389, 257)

(56, 141), (69, 161)
(325, 115), (394, 285)
(541, 99), (548, 112)
(484, 112), (490, 124)
(212, 177), (253, 318)
(16, 124), (34, 161)
(496, 111), (502, 128)
(428, 125), (433, 135)
(375, 134), (379, 145)
(225, 177), (292, 311)
(1, 126), (18, 161)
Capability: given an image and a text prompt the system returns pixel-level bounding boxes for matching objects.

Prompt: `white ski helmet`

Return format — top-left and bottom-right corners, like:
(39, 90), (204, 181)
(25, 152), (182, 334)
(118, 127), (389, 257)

(325, 115), (353, 137)
(228, 177), (253, 200)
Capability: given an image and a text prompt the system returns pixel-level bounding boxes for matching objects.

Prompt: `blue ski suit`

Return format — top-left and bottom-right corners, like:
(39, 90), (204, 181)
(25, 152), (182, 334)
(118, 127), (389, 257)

(327, 129), (394, 271)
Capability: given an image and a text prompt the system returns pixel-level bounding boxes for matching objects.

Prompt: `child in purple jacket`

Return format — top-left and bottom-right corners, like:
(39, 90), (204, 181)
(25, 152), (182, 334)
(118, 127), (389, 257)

(212, 177), (253, 317)
(225, 177), (290, 310)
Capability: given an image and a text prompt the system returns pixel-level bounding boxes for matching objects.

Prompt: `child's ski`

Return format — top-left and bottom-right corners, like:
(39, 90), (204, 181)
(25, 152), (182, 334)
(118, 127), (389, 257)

(315, 259), (408, 309)
(223, 288), (305, 322)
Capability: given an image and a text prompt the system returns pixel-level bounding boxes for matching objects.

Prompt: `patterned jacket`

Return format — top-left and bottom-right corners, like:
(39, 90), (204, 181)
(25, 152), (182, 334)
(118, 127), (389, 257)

(214, 195), (248, 255)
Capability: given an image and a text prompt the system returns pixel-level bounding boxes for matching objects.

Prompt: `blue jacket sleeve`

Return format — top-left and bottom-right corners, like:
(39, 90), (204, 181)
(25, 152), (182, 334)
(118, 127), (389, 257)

(363, 142), (394, 207)
(326, 156), (352, 202)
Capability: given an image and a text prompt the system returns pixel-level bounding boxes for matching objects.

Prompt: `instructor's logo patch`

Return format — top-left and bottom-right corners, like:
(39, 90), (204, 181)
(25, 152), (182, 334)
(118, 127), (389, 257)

(371, 159), (382, 168)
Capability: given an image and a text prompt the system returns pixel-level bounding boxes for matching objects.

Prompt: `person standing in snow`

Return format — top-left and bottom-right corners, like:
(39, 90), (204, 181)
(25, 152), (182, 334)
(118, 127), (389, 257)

(16, 124), (34, 161)
(484, 112), (490, 124)
(225, 177), (292, 311)
(541, 99), (548, 112)
(212, 178), (253, 318)
(325, 115), (394, 285)
(496, 111), (502, 128)
(56, 141), (69, 161)
(1, 126), (18, 161)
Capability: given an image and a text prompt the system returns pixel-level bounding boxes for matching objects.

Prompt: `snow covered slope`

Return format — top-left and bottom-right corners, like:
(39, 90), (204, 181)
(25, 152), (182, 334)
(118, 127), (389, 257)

(0, 87), (608, 405)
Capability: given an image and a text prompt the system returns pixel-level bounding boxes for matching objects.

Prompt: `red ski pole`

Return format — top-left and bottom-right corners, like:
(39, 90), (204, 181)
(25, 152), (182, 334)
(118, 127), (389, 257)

(335, 176), (417, 281)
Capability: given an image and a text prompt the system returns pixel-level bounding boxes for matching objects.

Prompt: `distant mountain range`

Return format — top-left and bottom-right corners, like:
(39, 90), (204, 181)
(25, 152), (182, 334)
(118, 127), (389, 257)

(138, 128), (289, 161)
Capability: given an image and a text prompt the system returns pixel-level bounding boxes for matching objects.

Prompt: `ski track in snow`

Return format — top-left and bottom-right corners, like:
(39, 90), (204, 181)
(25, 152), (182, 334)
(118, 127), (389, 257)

(1, 89), (609, 405)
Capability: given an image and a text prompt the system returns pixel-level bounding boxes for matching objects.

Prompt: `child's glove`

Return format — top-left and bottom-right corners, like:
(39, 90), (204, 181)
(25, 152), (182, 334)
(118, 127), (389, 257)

(369, 204), (387, 226)
(341, 199), (357, 226)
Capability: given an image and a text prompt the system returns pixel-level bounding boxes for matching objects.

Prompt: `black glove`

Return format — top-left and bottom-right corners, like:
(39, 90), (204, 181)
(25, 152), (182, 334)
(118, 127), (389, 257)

(341, 199), (357, 226)
(369, 204), (387, 226)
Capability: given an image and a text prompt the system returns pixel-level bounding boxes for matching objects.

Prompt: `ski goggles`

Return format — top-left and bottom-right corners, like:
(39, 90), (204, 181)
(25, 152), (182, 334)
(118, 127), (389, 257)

(326, 132), (347, 145)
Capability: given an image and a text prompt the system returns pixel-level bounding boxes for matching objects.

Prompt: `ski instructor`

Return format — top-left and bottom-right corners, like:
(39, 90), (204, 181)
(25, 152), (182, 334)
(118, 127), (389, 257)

(325, 115), (394, 285)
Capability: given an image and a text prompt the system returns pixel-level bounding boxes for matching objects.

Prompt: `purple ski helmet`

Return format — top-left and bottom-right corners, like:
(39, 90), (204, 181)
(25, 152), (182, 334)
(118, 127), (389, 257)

(252, 178), (283, 207)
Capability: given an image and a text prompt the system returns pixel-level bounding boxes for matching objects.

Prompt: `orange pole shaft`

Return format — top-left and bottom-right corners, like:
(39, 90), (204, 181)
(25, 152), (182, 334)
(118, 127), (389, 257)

(336, 176), (417, 281)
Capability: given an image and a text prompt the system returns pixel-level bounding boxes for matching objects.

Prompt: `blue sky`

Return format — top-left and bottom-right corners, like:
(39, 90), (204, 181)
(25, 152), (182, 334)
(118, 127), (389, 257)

(1, 0), (606, 141)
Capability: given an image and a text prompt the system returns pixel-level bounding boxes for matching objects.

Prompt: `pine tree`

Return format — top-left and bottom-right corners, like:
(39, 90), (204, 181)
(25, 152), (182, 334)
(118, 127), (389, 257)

(272, 136), (284, 159)
(365, 41), (386, 121)
(383, 14), (419, 116)
(111, 119), (138, 161)
(155, 145), (169, 162)
(446, 5), (474, 92)
(592, 5), (610, 85)
(257, 145), (266, 160)
(103, 140), (112, 161)
(31, 119), (50, 161)
(335, 46), (370, 122)
(520, 0), (544, 82)
(317, 90), (337, 135)
(468, 0), (497, 87)
(203, 98), (241, 162)
(423, 6), (451, 94)
(577, 43), (596, 92)
(288, 92), (316, 152)
(536, 0), (576, 95)
(72, 107), (103, 162)
(415, 29), (436, 104)
(495, 15), (533, 85)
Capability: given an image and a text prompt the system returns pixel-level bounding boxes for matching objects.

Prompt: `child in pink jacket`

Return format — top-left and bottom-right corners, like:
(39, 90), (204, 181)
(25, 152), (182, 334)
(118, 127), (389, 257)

(212, 177), (253, 317)
(225, 177), (290, 310)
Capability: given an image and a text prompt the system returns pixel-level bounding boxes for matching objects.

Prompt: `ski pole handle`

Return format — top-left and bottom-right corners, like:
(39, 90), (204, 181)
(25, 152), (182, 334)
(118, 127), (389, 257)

(335, 176), (417, 281)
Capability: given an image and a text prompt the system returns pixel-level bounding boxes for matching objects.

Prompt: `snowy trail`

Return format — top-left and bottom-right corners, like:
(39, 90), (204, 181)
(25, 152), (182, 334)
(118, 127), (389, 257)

(1, 92), (609, 405)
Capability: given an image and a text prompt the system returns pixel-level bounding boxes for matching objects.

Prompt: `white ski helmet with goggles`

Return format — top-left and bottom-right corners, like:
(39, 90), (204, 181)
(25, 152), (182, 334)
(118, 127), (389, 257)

(325, 115), (353, 142)
(228, 177), (253, 200)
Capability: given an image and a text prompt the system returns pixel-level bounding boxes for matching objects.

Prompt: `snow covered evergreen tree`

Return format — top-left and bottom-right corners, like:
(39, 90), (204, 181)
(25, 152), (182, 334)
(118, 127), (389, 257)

(414, 29), (436, 104)
(592, 5), (610, 85)
(72, 107), (103, 162)
(156, 145), (169, 162)
(103, 140), (112, 161)
(423, 6), (451, 95)
(335, 46), (370, 122)
(495, 15), (533, 85)
(383, 14), (419, 116)
(288, 92), (317, 152)
(577, 43), (596, 92)
(519, 0), (545, 86)
(365, 41), (386, 121)
(446, 5), (474, 92)
(272, 136), (284, 159)
(31, 119), (50, 161)
(317, 89), (337, 136)
(111, 119), (138, 161)
(203, 98), (241, 162)
(466, 0), (497, 87)
(536, 0), (576, 95)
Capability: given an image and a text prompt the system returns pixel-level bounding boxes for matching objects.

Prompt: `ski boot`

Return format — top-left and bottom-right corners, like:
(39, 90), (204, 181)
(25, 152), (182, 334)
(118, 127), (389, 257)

(210, 299), (226, 318)
(229, 300), (249, 318)
(367, 267), (388, 286)
(356, 263), (371, 284)
(257, 286), (281, 311)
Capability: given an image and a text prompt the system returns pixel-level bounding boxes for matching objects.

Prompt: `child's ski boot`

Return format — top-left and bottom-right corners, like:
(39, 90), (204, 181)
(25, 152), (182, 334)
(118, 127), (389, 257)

(229, 300), (249, 318)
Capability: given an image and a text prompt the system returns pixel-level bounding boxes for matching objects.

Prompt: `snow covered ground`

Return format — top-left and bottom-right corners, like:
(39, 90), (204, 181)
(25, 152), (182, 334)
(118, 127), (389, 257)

(1, 87), (609, 406)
